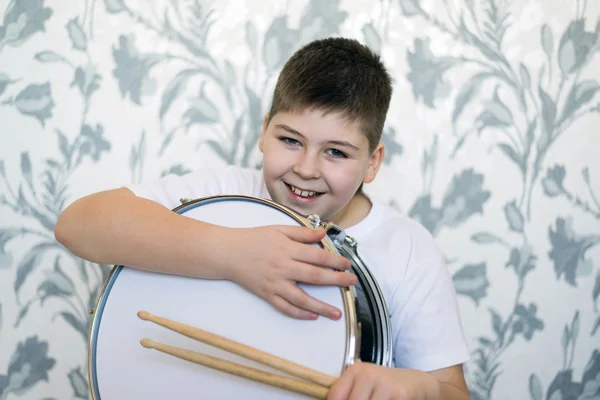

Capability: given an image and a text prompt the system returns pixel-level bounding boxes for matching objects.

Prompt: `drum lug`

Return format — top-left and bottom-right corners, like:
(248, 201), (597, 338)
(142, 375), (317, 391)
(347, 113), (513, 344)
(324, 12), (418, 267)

(320, 219), (358, 250)
(88, 308), (95, 315)
(344, 235), (357, 249)
(307, 214), (323, 229)
(180, 198), (191, 204)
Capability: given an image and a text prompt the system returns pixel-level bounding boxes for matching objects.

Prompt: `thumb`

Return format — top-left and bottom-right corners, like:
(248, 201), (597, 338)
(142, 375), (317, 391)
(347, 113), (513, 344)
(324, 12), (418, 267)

(277, 225), (327, 243)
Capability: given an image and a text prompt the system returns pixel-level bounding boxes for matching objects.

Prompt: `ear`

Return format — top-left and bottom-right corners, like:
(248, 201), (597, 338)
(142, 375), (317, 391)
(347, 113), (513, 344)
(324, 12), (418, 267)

(258, 112), (269, 153)
(362, 141), (385, 184)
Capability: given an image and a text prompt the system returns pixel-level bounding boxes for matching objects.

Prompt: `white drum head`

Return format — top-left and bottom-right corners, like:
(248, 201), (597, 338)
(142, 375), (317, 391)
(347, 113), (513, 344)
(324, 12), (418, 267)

(90, 197), (351, 399)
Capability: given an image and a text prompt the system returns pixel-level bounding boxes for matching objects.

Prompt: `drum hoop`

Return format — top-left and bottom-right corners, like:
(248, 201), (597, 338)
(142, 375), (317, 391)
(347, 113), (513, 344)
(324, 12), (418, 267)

(87, 262), (121, 400)
(335, 240), (393, 367)
(87, 194), (360, 399)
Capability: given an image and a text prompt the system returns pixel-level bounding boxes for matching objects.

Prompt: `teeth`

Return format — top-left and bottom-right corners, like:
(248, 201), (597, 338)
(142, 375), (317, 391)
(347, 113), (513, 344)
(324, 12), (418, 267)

(290, 185), (318, 197)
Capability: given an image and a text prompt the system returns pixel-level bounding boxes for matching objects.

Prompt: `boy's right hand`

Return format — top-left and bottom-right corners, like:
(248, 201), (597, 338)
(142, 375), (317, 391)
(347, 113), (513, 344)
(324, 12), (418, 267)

(224, 225), (357, 321)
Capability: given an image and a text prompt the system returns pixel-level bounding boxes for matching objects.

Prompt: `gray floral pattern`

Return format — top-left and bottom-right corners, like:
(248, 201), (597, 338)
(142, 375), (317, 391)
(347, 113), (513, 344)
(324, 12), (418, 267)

(0, 0), (598, 399)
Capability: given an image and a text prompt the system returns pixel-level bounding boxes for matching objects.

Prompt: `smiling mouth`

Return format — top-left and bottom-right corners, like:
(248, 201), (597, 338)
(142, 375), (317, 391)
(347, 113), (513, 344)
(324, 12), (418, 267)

(285, 183), (324, 198)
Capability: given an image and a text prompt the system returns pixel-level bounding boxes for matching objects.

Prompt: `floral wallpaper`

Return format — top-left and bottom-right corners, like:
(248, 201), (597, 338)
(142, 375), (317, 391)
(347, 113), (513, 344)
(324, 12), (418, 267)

(0, 0), (599, 399)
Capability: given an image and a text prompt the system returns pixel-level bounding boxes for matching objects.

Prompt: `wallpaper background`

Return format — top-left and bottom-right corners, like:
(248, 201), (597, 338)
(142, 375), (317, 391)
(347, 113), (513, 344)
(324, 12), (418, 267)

(1, 0), (599, 399)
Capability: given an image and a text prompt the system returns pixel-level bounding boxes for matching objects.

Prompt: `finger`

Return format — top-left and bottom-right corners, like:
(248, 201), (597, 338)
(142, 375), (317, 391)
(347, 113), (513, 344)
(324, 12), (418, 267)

(347, 372), (375, 400)
(371, 383), (393, 400)
(294, 245), (352, 271)
(283, 284), (343, 320)
(277, 225), (326, 243)
(269, 294), (318, 320)
(289, 261), (358, 287)
(327, 367), (357, 400)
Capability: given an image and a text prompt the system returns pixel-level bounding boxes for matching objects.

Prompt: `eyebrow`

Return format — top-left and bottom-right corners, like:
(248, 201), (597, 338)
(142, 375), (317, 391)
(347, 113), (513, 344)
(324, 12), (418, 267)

(275, 124), (361, 151)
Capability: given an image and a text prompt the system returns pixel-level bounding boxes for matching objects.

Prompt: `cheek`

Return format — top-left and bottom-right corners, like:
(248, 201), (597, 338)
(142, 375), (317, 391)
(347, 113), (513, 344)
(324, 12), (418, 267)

(325, 163), (365, 190)
(263, 150), (290, 176)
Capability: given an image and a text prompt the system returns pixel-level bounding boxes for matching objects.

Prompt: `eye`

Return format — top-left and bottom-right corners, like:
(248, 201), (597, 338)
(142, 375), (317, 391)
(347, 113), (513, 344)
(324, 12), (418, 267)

(327, 148), (348, 159)
(279, 137), (300, 146)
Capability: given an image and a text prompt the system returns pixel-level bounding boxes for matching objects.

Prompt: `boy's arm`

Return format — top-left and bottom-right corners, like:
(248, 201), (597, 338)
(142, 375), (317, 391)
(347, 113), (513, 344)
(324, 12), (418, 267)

(431, 364), (471, 399)
(54, 187), (236, 280)
(54, 187), (356, 320)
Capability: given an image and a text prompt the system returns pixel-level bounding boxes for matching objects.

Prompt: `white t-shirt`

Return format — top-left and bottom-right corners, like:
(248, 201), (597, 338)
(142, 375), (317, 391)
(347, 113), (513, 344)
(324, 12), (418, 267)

(127, 165), (470, 372)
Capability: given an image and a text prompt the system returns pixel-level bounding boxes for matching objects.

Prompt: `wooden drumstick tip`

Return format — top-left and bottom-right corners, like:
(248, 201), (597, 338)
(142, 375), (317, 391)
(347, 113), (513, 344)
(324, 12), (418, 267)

(138, 310), (151, 320)
(140, 338), (156, 348)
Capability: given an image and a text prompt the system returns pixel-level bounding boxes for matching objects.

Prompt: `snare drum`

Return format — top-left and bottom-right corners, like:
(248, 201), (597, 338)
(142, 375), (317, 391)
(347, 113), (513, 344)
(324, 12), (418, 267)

(88, 195), (392, 399)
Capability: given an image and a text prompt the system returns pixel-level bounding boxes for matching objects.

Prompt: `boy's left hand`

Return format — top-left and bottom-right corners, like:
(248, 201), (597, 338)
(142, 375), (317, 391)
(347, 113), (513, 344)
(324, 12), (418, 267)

(327, 363), (442, 400)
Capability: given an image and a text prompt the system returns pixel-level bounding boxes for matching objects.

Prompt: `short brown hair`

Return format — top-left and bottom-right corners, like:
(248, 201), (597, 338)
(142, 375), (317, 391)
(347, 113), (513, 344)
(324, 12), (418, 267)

(266, 37), (393, 152)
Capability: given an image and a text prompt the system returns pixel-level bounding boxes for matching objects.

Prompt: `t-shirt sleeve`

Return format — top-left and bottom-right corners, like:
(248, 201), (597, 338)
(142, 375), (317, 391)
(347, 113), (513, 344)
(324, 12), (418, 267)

(125, 166), (266, 209)
(389, 224), (470, 372)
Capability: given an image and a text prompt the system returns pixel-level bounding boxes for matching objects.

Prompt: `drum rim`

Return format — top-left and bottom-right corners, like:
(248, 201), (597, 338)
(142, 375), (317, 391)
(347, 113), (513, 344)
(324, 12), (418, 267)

(87, 194), (361, 399)
(87, 263), (121, 400)
(335, 241), (393, 367)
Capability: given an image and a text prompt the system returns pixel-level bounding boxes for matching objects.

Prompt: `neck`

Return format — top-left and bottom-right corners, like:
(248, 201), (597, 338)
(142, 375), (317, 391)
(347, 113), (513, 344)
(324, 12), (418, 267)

(331, 192), (372, 229)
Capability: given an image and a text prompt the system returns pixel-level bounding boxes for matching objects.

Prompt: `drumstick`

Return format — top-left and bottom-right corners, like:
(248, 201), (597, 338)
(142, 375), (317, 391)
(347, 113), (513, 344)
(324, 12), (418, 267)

(141, 338), (328, 399)
(137, 310), (337, 388)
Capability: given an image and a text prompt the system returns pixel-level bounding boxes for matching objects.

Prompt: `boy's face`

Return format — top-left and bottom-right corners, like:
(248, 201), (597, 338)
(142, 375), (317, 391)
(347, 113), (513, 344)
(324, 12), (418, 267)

(258, 108), (384, 224)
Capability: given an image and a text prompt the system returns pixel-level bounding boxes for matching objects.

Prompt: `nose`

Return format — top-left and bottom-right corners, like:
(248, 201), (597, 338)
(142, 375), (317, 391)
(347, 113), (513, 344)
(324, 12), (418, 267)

(292, 152), (321, 179)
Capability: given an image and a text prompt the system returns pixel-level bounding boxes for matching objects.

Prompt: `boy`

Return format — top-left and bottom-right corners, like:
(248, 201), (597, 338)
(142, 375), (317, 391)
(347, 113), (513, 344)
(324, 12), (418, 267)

(55, 37), (471, 399)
